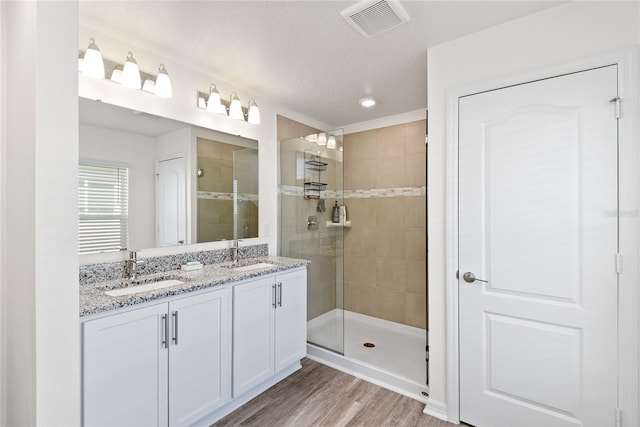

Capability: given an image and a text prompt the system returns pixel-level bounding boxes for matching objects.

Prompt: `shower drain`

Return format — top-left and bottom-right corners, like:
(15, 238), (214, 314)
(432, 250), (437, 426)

(363, 342), (375, 348)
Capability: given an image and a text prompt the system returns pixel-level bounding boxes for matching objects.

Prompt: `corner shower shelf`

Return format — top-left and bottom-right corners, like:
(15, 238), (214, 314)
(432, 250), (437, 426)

(326, 221), (351, 228)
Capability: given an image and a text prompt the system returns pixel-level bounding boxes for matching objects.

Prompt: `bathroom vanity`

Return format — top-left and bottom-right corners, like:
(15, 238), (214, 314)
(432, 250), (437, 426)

(80, 256), (308, 426)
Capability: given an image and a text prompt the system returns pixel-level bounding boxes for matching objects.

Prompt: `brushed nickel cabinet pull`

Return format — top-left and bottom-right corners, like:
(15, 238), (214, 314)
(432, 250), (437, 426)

(278, 282), (283, 307)
(172, 311), (178, 345)
(162, 314), (169, 349)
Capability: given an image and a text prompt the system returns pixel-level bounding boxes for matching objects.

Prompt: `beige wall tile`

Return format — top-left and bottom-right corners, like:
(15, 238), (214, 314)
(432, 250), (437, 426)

(346, 198), (376, 226)
(377, 289), (406, 324)
(376, 197), (405, 226)
(351, 159), (377, 190)
(344, 281), (352, 311)
(351, 286), (378, 318)
(405, 196), (426, 228)
(376, 156), (405, 188)
(376, 124), (405, 160)
(404, 228), (426, 262)
(405, 293), (427, 329)
(345, 130), (377, 164)
(376, 226), (406, 259)
(350, 255), (377, 287)
(406, 120), (426, 155)
(406, 260), (427, 295)
(405, 154), (427, 187)
(376, 257), (407, 291)
(348, 225), (378, 257)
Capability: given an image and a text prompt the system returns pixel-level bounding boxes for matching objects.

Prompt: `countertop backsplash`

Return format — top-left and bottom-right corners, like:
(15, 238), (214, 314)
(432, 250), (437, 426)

(79, 243), (268, 286)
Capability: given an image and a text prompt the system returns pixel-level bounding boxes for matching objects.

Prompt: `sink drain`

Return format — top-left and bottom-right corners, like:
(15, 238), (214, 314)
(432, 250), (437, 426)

(363, 342), (375, 348)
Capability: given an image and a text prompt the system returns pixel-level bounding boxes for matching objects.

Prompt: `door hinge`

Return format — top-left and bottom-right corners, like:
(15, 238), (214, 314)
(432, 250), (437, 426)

(615, 407), (622, 427)
(610, 97), (621, 119)
(616, 253), (623, 274)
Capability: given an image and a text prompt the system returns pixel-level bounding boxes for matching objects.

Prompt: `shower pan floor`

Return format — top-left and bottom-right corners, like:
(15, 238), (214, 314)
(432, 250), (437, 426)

(307, 309), (427, 401)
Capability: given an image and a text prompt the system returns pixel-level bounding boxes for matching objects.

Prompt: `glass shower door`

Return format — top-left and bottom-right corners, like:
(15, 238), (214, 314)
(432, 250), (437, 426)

(279, 130), (344, 354)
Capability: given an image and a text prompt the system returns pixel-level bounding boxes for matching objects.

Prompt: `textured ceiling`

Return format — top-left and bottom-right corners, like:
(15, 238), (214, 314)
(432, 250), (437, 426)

(79, 1), (564, 127)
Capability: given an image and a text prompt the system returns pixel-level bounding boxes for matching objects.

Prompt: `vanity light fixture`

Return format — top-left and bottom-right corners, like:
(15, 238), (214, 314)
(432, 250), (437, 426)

(81, 38), (105, 79)
(229, 92), (244, 120)
(327, 135), (336, 149)
(110, 65), (123, 83)
(207, 84), (227, 115)
(247, 99), (261, 125)
(317, 132), (328, 146)
(196, 89), (261, 125)
(142, 79), (156, 93)
(359, 97), (376, 108)
(154, 64), (173, 99)
(121, 51), (142, 89)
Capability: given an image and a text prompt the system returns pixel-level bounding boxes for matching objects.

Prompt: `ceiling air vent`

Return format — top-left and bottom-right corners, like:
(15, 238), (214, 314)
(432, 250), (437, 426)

(341, 0), (410, 38)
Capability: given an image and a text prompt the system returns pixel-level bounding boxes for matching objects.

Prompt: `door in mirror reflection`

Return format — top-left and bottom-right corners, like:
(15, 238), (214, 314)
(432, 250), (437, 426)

(156, 156), (186, 246)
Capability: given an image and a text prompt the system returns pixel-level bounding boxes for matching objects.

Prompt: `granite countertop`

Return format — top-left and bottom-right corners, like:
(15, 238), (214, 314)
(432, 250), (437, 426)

(80, 256), (310, 318)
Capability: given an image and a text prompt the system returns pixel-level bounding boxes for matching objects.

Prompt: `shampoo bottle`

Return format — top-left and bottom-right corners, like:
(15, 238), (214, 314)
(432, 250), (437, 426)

(332, 201), (340, 223)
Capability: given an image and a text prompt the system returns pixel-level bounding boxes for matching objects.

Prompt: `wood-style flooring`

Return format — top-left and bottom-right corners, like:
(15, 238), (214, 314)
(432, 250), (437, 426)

(213, 358), (456, 427)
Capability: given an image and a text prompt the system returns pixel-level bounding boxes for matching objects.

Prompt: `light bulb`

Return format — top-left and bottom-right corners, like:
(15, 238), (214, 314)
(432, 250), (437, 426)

(247, 99), (261, 125)
(121, 51), (141, 89)
(81, 38), (105, 79)
(207, 84), (225, 115)
(229, 92), (244, 120)
(154, 64), (172, 98)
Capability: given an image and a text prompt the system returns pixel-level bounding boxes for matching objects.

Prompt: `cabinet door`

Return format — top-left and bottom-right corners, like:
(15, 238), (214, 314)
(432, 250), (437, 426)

(275, 269), (307, 372)
(83, 304), (169, 427)
(233, 277), (275, 397)
(169, 288), (231, 426)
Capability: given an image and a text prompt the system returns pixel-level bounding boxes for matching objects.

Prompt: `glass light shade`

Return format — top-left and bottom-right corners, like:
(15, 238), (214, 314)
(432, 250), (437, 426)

(317, 132), (327, 146)
(229, 93), (244, 120)
(198, 96), (207, 109)
(154, 64), (172, 98)
(327, 135), (336, 149)
(247, 99), (261, 125)
(121, 51), (141, 89)
(110, 66), (123, 83)
(82, 38), (105, 79)
(142, 79), (156, 93)
(207, 84), (224, 114)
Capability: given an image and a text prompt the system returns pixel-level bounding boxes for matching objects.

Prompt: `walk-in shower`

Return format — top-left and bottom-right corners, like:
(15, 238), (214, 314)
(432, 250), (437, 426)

(279, 123), (428, 402)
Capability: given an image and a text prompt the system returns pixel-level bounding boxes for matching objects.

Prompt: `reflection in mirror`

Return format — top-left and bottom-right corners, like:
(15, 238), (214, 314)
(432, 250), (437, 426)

(196, 138), (259, 242)
(79, 97), (259, 255)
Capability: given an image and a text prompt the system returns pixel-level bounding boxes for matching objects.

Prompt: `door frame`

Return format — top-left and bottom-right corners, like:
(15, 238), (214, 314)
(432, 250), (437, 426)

(444, 48), (639, 425)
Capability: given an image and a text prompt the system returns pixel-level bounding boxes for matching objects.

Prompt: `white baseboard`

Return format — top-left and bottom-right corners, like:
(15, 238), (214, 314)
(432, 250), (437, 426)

(423, 398), (450, 422)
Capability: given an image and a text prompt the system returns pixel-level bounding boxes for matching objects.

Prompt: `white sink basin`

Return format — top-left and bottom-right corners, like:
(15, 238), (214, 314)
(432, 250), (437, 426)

(231, 262), (276, 272)
(105, 279), (184, 297)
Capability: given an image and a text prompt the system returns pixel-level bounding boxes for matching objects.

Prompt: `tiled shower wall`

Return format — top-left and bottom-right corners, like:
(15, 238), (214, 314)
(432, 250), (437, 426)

(344, 120), (427, 329)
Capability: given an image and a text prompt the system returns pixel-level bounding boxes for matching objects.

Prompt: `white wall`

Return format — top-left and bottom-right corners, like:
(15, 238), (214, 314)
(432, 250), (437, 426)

(427, 0), (639, 418)
(78, 26), (332, 258)
(2, 1), (80, 424)
(80, 123), (157, 249)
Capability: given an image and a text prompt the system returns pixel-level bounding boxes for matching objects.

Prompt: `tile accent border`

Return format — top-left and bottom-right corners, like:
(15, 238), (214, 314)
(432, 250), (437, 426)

(197, 191), (259, 202)
(280, 185), (426, 199)
(79, 243), (268, 285)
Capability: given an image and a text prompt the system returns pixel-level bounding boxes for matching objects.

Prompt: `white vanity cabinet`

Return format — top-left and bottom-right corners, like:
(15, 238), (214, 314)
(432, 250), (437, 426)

(232, 268), (307, 397)
(82, 287), (231, 426)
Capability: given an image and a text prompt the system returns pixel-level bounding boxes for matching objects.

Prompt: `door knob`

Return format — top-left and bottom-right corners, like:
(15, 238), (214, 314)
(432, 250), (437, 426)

(463, 272), (488, 283)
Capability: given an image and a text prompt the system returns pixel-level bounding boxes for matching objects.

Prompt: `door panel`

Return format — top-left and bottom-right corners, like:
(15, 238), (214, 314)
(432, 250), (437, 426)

(459, 66), (618, 426)
(156, 156), (186, 246)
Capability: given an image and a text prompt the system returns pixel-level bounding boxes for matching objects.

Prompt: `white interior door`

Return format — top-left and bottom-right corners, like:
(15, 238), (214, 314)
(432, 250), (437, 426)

(156, 156), (186, 246)
(458, 65), (618, 426)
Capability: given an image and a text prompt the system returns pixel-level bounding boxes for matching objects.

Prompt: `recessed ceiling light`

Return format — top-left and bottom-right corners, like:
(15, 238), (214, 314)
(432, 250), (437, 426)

(359, 97), (376, 108)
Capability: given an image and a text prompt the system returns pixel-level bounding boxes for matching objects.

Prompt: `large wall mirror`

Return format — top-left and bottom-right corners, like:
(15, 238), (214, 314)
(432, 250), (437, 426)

(79, 97), (259, 255)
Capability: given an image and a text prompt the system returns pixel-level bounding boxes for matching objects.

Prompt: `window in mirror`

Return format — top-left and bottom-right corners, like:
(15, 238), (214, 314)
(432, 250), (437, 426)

(79, 163), (129, 254)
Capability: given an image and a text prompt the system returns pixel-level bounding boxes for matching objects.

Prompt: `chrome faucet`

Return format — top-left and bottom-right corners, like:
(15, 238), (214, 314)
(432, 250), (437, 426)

(231, 240), (242, 265)
(125, 250), (145, 280)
